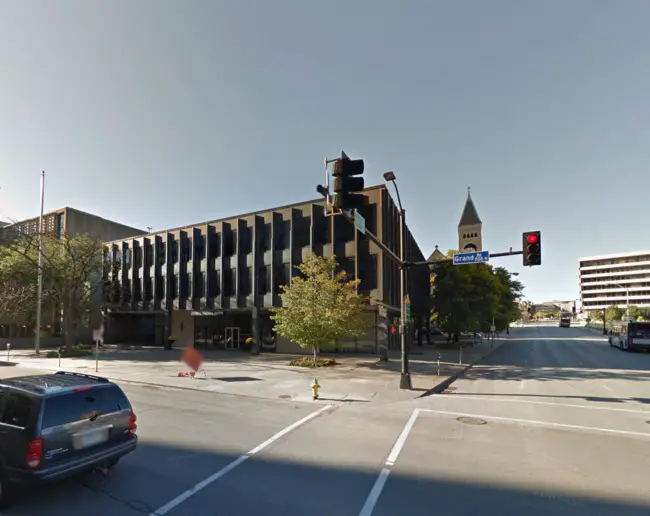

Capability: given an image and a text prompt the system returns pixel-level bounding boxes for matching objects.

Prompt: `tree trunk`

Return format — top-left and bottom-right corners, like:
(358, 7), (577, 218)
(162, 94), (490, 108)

(312, 345), (318, 364)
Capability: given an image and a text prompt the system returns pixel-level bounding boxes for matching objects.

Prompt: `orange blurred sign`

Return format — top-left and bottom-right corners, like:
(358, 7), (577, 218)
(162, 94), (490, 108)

(182, 348), (204, 372)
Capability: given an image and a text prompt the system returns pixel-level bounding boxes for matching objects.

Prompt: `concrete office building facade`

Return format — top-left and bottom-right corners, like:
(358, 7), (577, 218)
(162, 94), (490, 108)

(0, 207), (146, 345)
(579, 250), (650, 312)
(102, 185), (428, 354)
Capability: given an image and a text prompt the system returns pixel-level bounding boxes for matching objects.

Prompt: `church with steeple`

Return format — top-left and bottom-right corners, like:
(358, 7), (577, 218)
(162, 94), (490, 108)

(458, 187), (482, 252)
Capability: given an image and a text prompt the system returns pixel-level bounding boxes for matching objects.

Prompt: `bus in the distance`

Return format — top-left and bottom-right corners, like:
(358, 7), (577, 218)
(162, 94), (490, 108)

(559, 312), (571, 328)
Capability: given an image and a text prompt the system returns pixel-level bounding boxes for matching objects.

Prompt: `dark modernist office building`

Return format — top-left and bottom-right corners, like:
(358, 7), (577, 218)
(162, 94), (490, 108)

(102, 185), (428, 354)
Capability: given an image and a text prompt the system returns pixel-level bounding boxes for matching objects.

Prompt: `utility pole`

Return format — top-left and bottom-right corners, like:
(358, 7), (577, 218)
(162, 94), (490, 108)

(35, 171), (45, 355)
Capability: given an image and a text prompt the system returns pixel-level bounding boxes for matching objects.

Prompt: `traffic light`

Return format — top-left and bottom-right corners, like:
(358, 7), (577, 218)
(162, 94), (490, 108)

(332, 151), (365, 210)
(522, 231), (541, 266)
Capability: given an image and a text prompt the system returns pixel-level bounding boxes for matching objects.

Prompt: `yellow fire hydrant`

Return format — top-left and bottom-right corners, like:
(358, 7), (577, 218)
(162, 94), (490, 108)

(312, 378), (320, 400)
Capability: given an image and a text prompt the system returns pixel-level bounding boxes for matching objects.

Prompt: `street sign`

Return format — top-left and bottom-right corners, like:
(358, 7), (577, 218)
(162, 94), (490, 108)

(453, 250), (490, 265)
(92, 327), (104, 344)
(354, 210), (366, 234)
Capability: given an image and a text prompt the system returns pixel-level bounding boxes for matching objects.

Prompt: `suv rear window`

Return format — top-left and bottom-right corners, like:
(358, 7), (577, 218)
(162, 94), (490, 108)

(41, 385), (131, 429)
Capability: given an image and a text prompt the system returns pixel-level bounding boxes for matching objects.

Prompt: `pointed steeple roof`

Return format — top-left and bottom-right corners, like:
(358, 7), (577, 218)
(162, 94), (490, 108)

(427, 245), (446, 263)
(458, 188), (482, 227)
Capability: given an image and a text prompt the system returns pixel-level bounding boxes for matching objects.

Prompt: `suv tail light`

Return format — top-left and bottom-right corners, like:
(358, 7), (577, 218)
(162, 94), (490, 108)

(26, 438), (44, 469)
(128, 411), (137, 437)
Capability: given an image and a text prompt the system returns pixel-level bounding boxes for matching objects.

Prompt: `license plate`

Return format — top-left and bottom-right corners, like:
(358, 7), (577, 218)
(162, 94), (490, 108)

(74, 428), (109, 449)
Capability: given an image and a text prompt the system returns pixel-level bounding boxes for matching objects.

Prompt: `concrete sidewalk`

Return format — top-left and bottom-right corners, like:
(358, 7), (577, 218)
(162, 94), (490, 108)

(0, 338), (506, 404)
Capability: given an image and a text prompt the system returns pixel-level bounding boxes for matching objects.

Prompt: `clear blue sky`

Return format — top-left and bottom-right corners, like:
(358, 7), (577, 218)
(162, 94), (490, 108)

(1, 1), (649, 304)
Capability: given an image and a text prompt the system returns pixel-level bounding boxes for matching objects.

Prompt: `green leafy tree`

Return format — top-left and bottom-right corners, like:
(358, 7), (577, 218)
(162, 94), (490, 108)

(270, 252), (372, 361)
(627, 305), (640, 320)
(0, 233), (105, 348)
(430, 250), (523, 340)
(605, 304), (623, 322)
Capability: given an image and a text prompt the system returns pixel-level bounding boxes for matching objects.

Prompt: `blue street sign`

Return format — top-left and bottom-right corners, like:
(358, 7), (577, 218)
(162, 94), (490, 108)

(453, 250), (490, 265)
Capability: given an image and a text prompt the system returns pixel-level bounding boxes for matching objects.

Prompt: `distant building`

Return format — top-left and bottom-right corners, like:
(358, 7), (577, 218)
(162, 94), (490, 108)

(101, 185), (429, 354)
(0, 208), (146, 343)
(458, 189), (482, 252)
(0, 207), (145, 243)
(579, 250), (650, 311)
(546, 300), (576, 313)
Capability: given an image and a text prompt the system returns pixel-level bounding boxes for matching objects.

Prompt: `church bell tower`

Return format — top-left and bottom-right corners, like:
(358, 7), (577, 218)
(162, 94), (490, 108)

(458, 187), (483, 252)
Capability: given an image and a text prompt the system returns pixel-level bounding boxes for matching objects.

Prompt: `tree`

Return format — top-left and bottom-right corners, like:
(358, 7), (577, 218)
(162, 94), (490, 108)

(605, 304), (623, 322)
(270, 252), (372, 361)
(430, 250), (524, 340)
(0, 233), (105, 348)
(628, 305), (641, 320)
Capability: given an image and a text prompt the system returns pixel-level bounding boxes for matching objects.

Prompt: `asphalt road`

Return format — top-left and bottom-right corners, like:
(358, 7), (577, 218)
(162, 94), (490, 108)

(4, 325), (650, 515)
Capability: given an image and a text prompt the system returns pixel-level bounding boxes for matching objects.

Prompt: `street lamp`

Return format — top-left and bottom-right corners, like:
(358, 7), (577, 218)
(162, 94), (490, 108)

(383, 171), (411, 390)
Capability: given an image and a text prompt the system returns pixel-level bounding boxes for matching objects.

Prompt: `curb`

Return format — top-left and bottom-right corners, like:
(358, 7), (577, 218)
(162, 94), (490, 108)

(417, 340), (506, 398)
(0, 361), (18, 367)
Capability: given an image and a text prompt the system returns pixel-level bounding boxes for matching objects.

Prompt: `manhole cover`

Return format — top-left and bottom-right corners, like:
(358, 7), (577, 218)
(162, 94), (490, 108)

(457, 416), (487, 426)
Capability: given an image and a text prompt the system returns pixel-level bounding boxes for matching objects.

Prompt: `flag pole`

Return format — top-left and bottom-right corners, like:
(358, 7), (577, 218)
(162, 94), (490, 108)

(35, 171), (45, 354)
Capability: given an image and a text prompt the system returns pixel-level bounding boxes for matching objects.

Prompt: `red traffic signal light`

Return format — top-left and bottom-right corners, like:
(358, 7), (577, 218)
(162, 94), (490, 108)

(390, 325), (397, 335)
(522, 231), (541, 267)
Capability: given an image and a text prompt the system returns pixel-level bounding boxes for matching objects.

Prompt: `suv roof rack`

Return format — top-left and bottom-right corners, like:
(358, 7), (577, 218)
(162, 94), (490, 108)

(54, 371), (109, 383)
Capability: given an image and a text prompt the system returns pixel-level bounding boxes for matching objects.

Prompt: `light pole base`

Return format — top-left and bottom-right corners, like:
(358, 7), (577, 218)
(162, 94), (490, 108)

(399, 373), (412, 390)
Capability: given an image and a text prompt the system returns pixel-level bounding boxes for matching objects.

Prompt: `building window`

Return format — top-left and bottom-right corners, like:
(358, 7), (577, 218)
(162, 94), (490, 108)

(359, 255), (378, 291)
(293, 217), (311, 247)
(194, 272), (205, 298)
(334, 215), (354, 243)
(195, 235), (205, 261)
(171, 241), (178, 263)
(241, 226), (253, 255)
(209, 233), (221, 259)
(208, 270), (220, 297)
(260, 224), (272, 252)
(225, 230), (237, 256)
(241, 267), (252, 296)
(135, 247), (143, 268)
(144, 277), (153, 300)
(275, 220), (291, 251)
(275, 263), (291, 293)
(172, 274), (179, 299)
(158, 242), (166, 265)
(133, 279), (142, 302)
(124, 248), (131, 267)
(145, 245), (153, 267)
(156, 276), (166, 299)
(181, 272), (191, 298)
(181, 238), (192, 262)
(223, 269), (236, 296)
(260, 265), (272, 293)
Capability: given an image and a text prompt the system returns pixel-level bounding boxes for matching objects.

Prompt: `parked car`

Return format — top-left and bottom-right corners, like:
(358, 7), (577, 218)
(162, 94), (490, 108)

(0, 371), (138, 508)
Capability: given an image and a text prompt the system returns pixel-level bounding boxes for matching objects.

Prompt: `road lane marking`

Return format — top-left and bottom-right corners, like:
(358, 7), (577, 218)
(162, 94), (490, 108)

(358, 469), (391, 516)
(419, 409), (650, 439)
(432, 393), (649, 414)
(148, 404), (333, 515)
(385, 408), (420, 466)
(358, 408), (421, 516)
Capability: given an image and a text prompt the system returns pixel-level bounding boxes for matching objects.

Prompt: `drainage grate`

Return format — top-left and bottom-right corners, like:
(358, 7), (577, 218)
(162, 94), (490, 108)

(457, 416), (487, 426)
(278, 395), (292, 399)
(443, 386), (457, 393)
